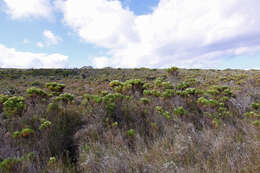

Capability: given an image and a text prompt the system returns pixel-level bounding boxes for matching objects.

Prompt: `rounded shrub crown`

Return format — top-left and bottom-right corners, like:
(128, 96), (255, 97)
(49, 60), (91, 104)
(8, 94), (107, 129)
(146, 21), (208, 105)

(3, 96), (25, 117)
(56, 93), (74, 104)
(45, 82), (65, 93)
(26, 87), (47, 98)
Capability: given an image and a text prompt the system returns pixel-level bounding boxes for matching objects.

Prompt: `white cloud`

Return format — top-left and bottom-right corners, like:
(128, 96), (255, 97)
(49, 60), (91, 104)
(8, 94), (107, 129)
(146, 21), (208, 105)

(0, 44), (68, 68)
(57, 0), (260, 68)
(43, 30), (62, 46)
(37, 42), (44, 48)
(92, 56), (110, 68)
(3, 0), (53, 19)
(56, 0), (138, 49)
(23, 39), (29, 44)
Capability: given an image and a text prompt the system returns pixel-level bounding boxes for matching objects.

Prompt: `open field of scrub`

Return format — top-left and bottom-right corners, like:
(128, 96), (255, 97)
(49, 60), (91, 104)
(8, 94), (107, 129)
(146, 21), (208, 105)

(0, 67), (260, 172)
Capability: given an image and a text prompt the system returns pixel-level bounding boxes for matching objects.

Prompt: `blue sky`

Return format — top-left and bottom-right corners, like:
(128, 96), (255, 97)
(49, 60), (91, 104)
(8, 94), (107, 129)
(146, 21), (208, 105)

(0, 0), (259, 69)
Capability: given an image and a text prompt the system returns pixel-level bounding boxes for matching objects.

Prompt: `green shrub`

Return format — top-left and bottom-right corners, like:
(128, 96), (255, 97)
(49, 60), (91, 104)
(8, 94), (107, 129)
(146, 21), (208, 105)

(197, 97), (209, 106)
(56, 93), (74, 104)
(252, 120), (260, 127)
(155, 106), (164, 114)
(163, 111), (171, 119)
(142, 82), (153, 89)
(21, 128), (34, 138)
(0, 94), (9, 112)
(47, 102), (59, 113)
(244, 111), (258, 118)
(127, 129), (135, 137)
(83, 94), (102, 104)
(26, 87), (47, 98)
(31, 81), (42, 87)
(0, 158), (21, 173)
(251, 102), (260, 110)
(114, 86), (123, 93)
(39, 119), (52, 130)
(140, 98), (150, 105)
(101, 90), (109, 97)
(109, 80), (122, 87)
(45, 82), (65, 94)
(174, 106), (186, 116)
(161, 81), (173, 89)
(0, 94), (9, 104)
(3, 96), (25, 117)
(143, 90), (153, 96)
(176, 82), (190, 90)
(167, 66), (179, 74)
(154, 77), (163, 87)
(207, 89), (220, 96)
(151, 90), (161, 97)
(48, 157), (57, 166)
(212, 118), (221, 128)
(12, 131), (21, 138)
(112, 121), (118, 127)
(162, 89), (175, 98)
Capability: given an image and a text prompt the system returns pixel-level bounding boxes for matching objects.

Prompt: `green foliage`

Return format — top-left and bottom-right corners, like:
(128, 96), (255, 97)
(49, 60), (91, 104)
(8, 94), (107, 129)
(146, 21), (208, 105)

(47, 102), (59, 113)
(12, 131), (21, 138)
(3, 96), (25, 117)
(163, 111), (171, 119)
(176, 82), (190, 90)
(127, 129), (135, 137)
(48, 157), (57, 166)
(0, 94), (9, 104)
(0, 158), (21, 173)
(197, 97), (209, 106)
(143, 89), (153, 96)
(45, 82), (65, 94)
(212, 118), (221, 128)
(252, 120), (260, 127)
(251, 102), (260, 110)
(142, 82), (153, 89)
(83, 94), (102, 104)
(222, 88), (233, 97)
(0, 94), (9, 112)
(1, 68), (260, 172)
(161, 81), (173, 89)
(12, 128), (35, 139)
(101, 90), (109, 97)
(84, 145), (90, 153)
(39, 119), (52, 130)
(21, 128), (34, 138)
(162, 89), (175, 98)
(167, 66), (179, 74)
(209, 86), (234, 97)
(102, 93), (124, 115)
(151, 90), (161, 97)
(244, 111), (259, 118)
(154, 77), (163, 87)
(177, 88), (201, 97)
(140, 97), (150, 105)
(112, 121), (118, 127)
(155, 106), (164, 114)
(125, 79), (143, 86)
(174, 106), (186, 116)
(109, 80), (122, 87)
(31, 81), (42, 87)
(26, 87), (47, 98)
(56, 93), (74, 104)
(207, 89), (220, 96)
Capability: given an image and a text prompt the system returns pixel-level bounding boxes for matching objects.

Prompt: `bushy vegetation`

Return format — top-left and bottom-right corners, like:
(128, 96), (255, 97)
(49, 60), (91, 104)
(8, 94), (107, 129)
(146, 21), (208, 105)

(0, 68), (259, 172)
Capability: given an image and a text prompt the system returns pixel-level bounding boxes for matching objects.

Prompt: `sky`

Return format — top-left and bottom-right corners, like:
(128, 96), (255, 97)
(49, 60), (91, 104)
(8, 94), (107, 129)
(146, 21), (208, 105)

(0, 0), (260, 69)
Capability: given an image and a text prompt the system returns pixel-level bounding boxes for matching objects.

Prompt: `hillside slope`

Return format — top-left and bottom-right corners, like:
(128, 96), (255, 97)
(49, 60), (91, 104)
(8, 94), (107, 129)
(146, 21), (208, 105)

(0, 68), (259, 173)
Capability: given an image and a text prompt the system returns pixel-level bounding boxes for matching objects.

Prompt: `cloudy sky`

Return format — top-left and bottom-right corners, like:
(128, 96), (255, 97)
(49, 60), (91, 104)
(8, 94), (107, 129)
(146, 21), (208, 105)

(0, 0), (260, 69)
